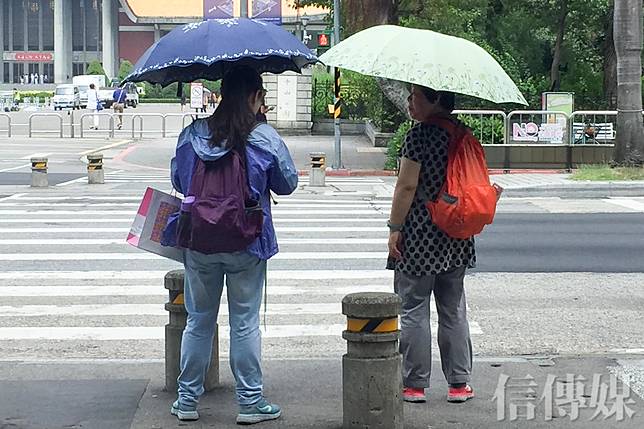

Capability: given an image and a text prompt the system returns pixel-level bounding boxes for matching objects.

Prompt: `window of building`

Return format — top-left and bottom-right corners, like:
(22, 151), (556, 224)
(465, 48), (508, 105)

(2, 1), (10, 51)
(13, 63), (24, 84)
(12, 0), (25, 51)
(27, 0), (40, 51)
(28, 63), (40, 77)
(42, 0), (54, 51)
(73, 62), (86, 76)
(72, 0), (84, 51)
(43, 63), (53, 82)
(3, 64), (10, 84)
(84, 0), (100, 52)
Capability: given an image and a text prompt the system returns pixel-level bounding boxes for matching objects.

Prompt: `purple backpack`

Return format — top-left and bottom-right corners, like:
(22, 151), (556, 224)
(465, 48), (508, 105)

(177, 149), (263, 254)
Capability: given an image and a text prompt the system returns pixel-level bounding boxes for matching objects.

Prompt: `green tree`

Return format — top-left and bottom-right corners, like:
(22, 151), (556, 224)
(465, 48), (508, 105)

(613, 0), (644, 165)
(117, 60), (134, 82)
(86, 60), (106, 76)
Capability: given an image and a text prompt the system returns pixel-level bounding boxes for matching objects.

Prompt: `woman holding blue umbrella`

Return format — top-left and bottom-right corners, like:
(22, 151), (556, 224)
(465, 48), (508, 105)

(125, 18), (318, 425)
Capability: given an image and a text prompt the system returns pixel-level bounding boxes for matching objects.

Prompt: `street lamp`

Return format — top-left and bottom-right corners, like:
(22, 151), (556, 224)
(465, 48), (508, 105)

(301, 13), (311, 45)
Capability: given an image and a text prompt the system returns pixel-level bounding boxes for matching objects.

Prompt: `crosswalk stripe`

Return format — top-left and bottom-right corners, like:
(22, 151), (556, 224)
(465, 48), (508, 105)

(0, 218), (386, 224)
(0, 238), (388, 245)
(0, 209), (387, 216)
(0, 226), (386, 233)
(0, 252), (389, 261)
(0, 323), (482, 341)
(0, 270), (395, 280)
(0, 202), (392, 209)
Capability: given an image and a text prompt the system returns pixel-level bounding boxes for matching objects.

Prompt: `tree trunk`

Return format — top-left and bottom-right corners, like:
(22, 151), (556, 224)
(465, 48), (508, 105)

(613, 0), (644, 165)
(344, 0), (410, 118)
(550, 0), (569, 91)
(602, 6), (618, 109)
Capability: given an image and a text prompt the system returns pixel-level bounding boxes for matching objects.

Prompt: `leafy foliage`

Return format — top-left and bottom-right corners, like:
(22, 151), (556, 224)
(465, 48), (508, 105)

(385, 120), (413, 170)
(117, 60), (134, 82)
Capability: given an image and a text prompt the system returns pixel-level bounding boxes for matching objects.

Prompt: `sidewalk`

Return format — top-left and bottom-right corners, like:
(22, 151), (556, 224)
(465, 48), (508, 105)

(2, 356), (643, 428)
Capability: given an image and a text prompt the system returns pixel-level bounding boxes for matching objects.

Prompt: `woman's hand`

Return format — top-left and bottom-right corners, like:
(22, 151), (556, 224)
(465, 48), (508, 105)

(388, 231), (404, 261)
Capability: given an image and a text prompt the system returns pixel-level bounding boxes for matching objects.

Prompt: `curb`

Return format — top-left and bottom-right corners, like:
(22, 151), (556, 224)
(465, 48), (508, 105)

(504, 184), (644, 198)
(298, 169), (398, 177)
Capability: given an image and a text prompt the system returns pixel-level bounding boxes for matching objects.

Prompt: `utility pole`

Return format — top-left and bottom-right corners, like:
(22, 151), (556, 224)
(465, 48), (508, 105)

(240, 0), (248, 18)
(332, 0), (343, 169)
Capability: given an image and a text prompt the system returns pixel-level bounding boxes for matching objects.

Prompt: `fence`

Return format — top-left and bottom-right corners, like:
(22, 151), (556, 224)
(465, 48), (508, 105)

(79, 113), (115, 138)
(28, 113), (63, 138)
(0, 113), (11, 137)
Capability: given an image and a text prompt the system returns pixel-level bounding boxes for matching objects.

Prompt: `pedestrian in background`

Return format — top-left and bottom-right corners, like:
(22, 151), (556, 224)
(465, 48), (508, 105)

(387, 84), (475, 404)
(86, 83), (100, 130)
(112, 86), (127, 130)
(180, 92), (187, 112)
(201, 90), (208, 113)
(168, 66), (297, 425)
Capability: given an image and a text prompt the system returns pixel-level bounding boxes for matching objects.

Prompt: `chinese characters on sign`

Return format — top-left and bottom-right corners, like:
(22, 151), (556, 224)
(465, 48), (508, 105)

(2, 52), (54, 62)
(512, 122), (565, 143)
(492, 373), (637, 422)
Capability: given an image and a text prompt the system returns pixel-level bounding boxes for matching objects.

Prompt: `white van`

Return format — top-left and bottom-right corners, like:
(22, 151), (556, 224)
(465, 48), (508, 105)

(53, 84), (81, 110)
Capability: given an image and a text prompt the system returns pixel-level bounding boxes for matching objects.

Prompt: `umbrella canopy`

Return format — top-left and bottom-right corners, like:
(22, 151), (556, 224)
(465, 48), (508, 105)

(123, 18), (318, 86)
(319, 25), (528, 105)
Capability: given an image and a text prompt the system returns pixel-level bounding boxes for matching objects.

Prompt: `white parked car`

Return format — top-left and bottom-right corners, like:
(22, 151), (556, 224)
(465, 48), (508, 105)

(53, 84), (81, 110)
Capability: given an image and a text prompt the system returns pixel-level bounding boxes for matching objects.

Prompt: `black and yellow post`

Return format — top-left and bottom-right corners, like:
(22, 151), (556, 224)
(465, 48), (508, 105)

(309, 151), (326, 186)
(342, 292), (403, 429)
(164, 270), (219, 393)
(333, 67), (343, 169)
(87, 154), (104, 184)
(30, 157), (48, 187)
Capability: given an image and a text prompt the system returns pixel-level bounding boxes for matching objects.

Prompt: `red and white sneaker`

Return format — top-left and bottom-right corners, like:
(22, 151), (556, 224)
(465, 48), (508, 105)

(402, 387), (426, 403)
(447, 385), (474, 403)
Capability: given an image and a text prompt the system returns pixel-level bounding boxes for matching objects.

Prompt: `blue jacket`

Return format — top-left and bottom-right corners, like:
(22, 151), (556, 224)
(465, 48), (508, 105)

(165, 119), (298, 260)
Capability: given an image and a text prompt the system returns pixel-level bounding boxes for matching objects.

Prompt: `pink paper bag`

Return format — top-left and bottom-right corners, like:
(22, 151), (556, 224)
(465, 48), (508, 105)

(126, 187), (183, 263)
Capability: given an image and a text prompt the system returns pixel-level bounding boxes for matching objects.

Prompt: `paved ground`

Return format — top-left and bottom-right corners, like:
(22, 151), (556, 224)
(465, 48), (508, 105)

(1, 135), (644, 428)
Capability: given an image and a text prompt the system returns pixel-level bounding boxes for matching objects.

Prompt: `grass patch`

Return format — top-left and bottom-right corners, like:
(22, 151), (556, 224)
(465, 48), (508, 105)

(570, 165), (644, 181)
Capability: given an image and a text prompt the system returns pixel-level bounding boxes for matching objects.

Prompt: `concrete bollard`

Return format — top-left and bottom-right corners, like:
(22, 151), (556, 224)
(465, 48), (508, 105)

(164, 270), (219, 393)
(30, 157), (48, 187)
(309, 152), (326, 187)
(342, 292), (403, 429)
(87, 154), (104, 184)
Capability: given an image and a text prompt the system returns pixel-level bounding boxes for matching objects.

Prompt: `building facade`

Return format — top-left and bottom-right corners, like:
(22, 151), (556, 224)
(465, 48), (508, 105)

(0, 0), (327, 85)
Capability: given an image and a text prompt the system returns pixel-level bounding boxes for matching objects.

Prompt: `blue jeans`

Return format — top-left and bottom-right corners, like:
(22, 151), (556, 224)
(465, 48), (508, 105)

(178, 250), (266, 408)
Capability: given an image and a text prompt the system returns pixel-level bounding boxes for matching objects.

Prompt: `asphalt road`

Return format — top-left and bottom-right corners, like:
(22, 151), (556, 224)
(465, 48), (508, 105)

(476, 213), (644, 273)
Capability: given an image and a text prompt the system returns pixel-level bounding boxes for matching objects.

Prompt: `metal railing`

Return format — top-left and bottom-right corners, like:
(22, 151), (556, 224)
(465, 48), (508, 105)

(28, 113), (63, 138)
(454, 110), (507, 145)
(0, 113), (11, 137)
(569, 110), (617, 144)
(130, 113), (166, 139)
(79, 113), (115, 139)
(163, 113), (210, 138)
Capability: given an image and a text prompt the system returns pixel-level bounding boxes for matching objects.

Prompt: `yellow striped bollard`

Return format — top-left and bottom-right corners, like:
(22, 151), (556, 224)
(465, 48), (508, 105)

(164, 270), (219, 392)
(30, 157), (48, 187)
(87, 154), (104, 184)
(342, 292), (403, 429)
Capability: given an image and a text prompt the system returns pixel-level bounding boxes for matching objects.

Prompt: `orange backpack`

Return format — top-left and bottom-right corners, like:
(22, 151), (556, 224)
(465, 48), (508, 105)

(424, 117), (500, 239)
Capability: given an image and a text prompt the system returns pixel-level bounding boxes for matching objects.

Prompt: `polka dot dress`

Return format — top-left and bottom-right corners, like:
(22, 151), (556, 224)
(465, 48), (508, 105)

(397, 122), (476, 276)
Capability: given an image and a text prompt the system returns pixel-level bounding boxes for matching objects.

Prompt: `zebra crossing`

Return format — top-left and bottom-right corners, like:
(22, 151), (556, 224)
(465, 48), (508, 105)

(0, 173), (482, 362)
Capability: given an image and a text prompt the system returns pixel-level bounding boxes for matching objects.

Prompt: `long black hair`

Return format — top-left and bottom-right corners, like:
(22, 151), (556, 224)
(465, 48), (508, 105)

(207, 66), (263, 151)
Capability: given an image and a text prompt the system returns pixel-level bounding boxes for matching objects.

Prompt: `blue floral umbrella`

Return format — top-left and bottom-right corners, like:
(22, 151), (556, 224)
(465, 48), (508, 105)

(123, 18), (318, 86)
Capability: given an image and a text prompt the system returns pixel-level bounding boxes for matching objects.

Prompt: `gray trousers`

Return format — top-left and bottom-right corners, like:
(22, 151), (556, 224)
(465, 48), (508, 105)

(394, 266), (472, 388)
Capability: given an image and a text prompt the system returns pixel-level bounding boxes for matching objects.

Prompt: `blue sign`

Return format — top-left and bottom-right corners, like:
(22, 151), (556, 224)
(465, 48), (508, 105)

(204, 0), (235, 18)
(251, 0), (282, 25)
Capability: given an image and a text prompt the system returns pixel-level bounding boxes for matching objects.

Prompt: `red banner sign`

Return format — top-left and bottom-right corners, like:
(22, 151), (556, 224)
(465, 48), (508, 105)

(14, 52), (53, 62)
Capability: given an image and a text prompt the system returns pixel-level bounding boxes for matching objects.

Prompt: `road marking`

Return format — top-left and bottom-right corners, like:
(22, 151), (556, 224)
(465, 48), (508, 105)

(55, 176), (86, 187)
(0, 202), (392, 209)
(0, 227), (386, 233)
(0, 284), (395, 297)
(0, 218), (386, 224)
(0, 238), (387, 245)
(0, 209), (385, 216)
(21, 153), (51, 160)
(0, 193), (27, 202)
(0, 270), (394, 280)
(77, 140), (132, 156)
(0, 251), (389, 261)
(0, 163), (31, 173)
(0, 323), (481, 340)
(604, 198), (644, 212)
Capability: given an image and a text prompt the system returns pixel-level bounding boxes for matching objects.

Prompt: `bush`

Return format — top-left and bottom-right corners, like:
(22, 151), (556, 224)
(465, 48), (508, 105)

(117, 60), (134, 82)
(15, 90), (54, 102)
(139, 98), (181, 104)
(385, 120), (413, 170)
(458, 114), (505, 144)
